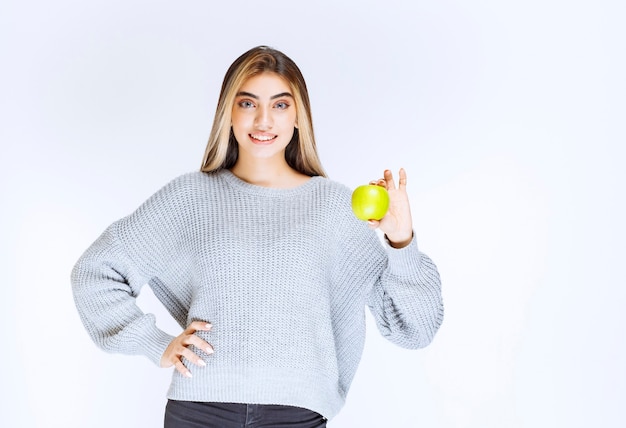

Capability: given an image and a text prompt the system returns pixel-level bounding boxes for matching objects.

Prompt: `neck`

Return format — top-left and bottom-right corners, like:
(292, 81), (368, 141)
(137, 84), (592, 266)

(230, 156), (309, 189)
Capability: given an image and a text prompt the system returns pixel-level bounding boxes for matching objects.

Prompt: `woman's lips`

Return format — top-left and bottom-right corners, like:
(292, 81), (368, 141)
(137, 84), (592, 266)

(249, 133), (277, 145)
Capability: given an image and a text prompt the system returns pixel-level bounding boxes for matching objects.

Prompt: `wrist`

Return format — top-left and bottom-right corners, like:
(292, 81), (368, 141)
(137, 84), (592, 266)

(385, 232), (413, 249)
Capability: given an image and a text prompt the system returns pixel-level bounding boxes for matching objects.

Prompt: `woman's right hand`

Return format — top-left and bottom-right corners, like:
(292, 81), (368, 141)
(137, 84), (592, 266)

(160, 321), (214, 378)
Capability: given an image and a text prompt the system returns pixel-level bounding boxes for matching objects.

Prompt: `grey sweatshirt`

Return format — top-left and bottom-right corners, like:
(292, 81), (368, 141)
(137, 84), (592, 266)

(71, 169), (443, 419)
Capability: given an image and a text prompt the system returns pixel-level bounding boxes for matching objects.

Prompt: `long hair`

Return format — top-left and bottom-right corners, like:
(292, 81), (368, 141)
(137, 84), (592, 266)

(200, 46), (326, 177)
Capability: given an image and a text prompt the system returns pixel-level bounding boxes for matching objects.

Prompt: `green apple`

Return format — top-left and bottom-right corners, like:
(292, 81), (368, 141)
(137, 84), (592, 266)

(351, 184), (390, 221)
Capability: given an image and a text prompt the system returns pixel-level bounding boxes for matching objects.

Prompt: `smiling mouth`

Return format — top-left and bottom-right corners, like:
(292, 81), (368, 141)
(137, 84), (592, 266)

(249, 133), (277, 144)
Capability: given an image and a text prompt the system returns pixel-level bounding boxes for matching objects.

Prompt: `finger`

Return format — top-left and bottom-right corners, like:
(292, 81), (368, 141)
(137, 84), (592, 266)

(367, 219), (380, 229)
(186, 320), (213, 334)
(383, 170), (396, 190)
(180, 347), (208, 367)
(187, 335), (215, 356)
(398, 168), (407, 190)
(369, 178), (386, 187)
(174, 359), (192, 378)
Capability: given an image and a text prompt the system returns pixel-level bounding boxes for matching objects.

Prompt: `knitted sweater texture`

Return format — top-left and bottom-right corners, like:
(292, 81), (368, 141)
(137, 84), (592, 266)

(71, 170), (443, 419)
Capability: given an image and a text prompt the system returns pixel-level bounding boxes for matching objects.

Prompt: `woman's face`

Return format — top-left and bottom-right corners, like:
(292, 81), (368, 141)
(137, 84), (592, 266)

(231, 72), (298, 163)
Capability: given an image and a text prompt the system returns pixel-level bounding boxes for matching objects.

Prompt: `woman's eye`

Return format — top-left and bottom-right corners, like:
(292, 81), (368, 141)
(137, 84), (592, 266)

(238, 100), (255, 108)
(274, 102), (289, 110)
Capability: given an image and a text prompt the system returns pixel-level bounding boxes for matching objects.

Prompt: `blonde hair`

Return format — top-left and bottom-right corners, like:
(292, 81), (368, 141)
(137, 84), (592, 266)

(200, 46), (326, 177)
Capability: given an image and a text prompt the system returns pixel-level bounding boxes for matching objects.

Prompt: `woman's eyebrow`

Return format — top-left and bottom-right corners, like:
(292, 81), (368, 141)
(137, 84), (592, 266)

(236, 91), (293, 100)
(270, 92), (293, 100)
(236, 91), (258, 99)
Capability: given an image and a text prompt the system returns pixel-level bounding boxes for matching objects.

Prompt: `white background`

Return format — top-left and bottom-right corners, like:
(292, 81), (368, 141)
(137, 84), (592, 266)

(1, 0), (624, 427)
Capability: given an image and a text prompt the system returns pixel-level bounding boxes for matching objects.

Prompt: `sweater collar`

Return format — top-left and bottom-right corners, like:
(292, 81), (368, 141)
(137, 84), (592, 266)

(218, 169), (323, 197)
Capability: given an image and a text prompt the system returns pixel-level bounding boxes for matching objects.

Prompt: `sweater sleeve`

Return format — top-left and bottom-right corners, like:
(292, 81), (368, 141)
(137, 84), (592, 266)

(333, 187), (443, 350)
(366, 236), (444, 349)
(71, 176), (195, 366)
(71, 222), (175, 365)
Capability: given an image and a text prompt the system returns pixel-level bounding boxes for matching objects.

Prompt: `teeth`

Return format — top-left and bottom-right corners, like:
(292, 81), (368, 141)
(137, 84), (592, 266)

(250, 134), (276, 141)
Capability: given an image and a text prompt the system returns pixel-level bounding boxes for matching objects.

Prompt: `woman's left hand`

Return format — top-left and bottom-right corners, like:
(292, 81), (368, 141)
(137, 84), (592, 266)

(367, 168), (414, 248)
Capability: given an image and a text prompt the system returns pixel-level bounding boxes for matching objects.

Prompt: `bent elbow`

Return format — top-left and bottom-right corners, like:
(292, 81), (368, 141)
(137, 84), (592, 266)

(382, 302), (444, 350)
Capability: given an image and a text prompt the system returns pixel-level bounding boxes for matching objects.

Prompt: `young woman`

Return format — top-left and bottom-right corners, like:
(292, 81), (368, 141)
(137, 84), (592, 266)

(72, 45), (444, 428)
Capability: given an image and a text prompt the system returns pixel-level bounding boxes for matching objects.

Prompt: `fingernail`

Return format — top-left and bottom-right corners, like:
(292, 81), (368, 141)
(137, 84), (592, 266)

(198, 360), (206, 367)
(185, 371), (192, 378)
(206, 347), (214, 354)
(206, 323), (212, 330)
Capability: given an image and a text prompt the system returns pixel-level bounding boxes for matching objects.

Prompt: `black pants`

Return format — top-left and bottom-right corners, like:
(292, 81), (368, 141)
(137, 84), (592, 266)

(164, 400), (328, 428)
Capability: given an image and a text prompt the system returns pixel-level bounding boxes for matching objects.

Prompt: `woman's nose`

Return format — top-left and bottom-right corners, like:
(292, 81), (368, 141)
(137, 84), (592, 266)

(254, 106), (273, 129)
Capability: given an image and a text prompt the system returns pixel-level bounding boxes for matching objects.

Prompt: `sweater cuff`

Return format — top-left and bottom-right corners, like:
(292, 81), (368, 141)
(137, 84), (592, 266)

(138, 325), (176, 367)
(384, 234), (423, 274)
